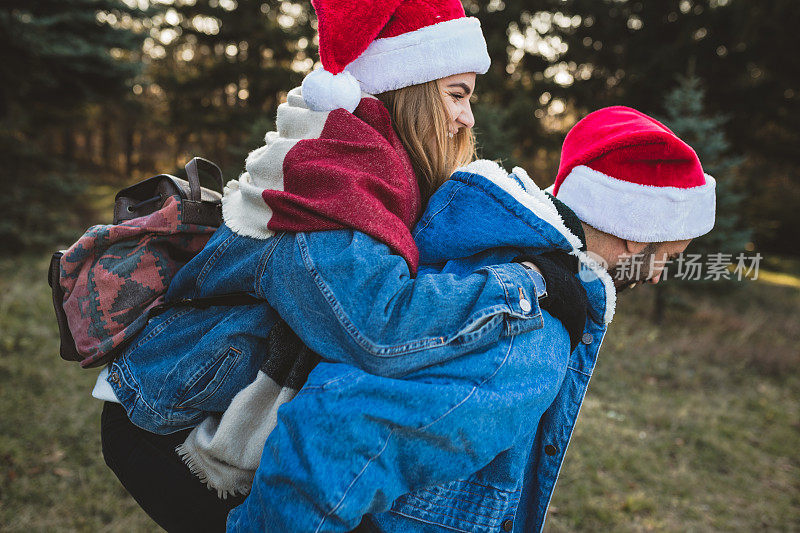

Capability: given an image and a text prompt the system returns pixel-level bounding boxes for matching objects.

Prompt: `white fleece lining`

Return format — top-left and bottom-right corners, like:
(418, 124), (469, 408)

(457, 160), (617, 324)
(556, 165), (716, 243)
(222, 87), (330, 239)
(177, 371), (299, 498)
(345, 17), (491, 94)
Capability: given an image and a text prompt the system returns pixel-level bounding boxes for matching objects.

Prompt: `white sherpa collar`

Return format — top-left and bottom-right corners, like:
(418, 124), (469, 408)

(456, 160), (617, 324)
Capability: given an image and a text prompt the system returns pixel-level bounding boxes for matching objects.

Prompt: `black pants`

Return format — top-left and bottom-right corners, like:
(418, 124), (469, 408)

(101, 402), (245, 532)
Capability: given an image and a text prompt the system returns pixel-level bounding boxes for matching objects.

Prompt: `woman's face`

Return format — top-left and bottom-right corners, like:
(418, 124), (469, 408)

(436, 73), (476, 137)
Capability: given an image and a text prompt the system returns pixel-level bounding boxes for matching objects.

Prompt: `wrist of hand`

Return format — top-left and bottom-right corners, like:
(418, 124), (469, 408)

(520, 261), (543, 277)
(514, 252), (590, 352)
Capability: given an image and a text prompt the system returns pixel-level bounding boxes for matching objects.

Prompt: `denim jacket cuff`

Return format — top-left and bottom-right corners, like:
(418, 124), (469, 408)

(488, 263), (545, 315)
(523, 267), (548, 299)
(483, 263), (546, 339)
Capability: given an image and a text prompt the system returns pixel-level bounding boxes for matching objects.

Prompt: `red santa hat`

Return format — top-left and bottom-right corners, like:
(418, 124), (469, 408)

(301, 0), (491, 113)
(552, 106), (716, 243)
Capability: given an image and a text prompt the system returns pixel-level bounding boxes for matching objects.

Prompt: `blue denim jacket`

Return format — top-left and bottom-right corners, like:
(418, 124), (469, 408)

(225, 162), (617, 532)
(108, 169), (550, 434)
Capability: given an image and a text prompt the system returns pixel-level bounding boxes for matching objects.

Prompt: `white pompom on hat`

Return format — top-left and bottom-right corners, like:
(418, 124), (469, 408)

(301, 0), (491, 113)
(301, 69), (362, 113)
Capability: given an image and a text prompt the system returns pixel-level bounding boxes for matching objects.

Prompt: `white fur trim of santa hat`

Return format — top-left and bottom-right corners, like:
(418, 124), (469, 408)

(345, 17), (490, 95)
(556, 165), (717, 243)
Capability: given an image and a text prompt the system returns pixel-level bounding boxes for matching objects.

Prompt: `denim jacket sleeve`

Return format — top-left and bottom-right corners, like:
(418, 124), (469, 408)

(258, 230), (547, 378)
(225, 311), (571, 533)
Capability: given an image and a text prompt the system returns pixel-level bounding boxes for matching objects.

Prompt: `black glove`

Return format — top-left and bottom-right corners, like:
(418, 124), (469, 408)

(514, 251), (590, 352)
(261, 318), (322, 391)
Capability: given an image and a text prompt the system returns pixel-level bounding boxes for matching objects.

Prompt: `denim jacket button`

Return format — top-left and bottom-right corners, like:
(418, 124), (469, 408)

(581, 332), (594, 345)
(109, 372), (120, 384)
(501, 518), (514, 531)
(517, 286), (532, 313)
(545, 444), (557, 456)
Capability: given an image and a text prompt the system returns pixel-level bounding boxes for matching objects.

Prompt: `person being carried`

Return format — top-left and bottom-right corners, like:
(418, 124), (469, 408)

(102, 101), (716, 532)
(100, 1), (565, 530)
(222, 105), (716, 532)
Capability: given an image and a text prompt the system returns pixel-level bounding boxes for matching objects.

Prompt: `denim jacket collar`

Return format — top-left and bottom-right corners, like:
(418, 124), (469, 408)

(413, 159), (617, 325)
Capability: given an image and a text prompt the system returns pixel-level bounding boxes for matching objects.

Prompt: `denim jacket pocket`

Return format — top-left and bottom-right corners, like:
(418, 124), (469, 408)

(133, 307), (193, 350)
(390, 479), (520, 533)
(175, 346), (242, 410)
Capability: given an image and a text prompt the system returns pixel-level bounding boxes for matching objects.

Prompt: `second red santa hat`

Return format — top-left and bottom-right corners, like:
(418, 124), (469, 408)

(553, 106), (716, 243)
(302, 0), (491, 112)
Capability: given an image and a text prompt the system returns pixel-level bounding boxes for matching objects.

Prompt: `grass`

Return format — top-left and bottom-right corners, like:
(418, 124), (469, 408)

(0, 255), (158, 532)
(1, 255), (798, 532)
(546, 277), (800, 532)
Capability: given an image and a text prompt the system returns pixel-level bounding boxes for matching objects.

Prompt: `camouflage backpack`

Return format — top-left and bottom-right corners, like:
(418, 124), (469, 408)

(48, 158), (251, 368)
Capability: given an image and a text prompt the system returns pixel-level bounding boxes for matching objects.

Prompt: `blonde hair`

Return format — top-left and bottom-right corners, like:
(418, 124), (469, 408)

(376, 81), (476, 203)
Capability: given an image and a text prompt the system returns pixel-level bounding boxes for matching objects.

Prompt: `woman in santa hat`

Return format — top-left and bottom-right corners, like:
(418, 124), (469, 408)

(98, 1), (557, 530)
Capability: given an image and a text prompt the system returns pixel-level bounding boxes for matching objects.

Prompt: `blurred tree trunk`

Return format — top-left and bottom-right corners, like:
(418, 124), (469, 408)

(102, 120), (112, 170)
(63, 129), (75, 161)
(124, 127), (135, 176)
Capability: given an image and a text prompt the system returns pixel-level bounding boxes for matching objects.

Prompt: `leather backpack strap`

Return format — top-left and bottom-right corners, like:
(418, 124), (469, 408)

(48, 251), (83, 362)
(182, 157), (225, 227)
(148, 292), (262, 318)
(185, 157), (224, 199)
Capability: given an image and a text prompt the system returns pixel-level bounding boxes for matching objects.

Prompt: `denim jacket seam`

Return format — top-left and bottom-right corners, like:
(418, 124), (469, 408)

(536, 365), (600, 531)
(404, 493), (506, 520)
(298, 233), (510, 359)
(391, 501), (489, 531)
(295, 369), (362, 394)
(486, 265), (548, 333)
(414, 488), (518, 513)
(484, 265), (513, 309)
(116, 333), (238, 425)
(426, 483), (521, 503)
(113, 358), (138, 395)
(567, 364), (593, 377)
(450, 173), (563, 249)
(298, 233), (443, 356)
(175, 346), (242, 405)
(113, 362), (173, 423)
(297, 232), (382, 357)
(460, 479), (522, 492)
(196, 231), (239, 294)
(450, 312), (505, 347)
(419, 336), (514, 432)
(313, 337), (517, 531)
(314, 428), (396, 533)
(255, 232), (285, 298)
(389, 509), (471, 533)
(134, 307), (193, 350)
(412, 182), (468, 240)
(403, 492), (505, 521)
(485, 264), (542, 318)
(177, 351), (242, 409)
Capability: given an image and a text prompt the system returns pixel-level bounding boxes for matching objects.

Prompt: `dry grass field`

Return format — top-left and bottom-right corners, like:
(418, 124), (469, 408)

(1, 255), (798, 532)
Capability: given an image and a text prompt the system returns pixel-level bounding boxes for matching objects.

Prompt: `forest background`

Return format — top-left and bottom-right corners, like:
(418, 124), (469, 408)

(1, 1), (799, 531)
(2, 0), (798, 256)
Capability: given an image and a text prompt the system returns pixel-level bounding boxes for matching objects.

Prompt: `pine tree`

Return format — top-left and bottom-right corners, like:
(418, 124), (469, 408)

(523, 0), (799, 254)
(0, 0), (146, 124)
(651, 74), (751, 321)
(659, 74), (750, 258)
(147, 0), (316, 173)
(0, 0), (148, 252)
